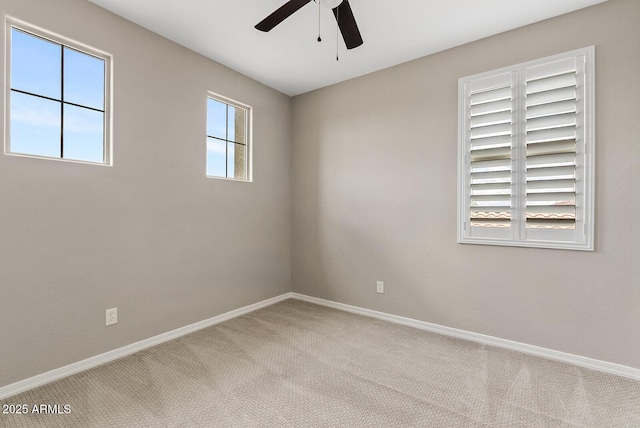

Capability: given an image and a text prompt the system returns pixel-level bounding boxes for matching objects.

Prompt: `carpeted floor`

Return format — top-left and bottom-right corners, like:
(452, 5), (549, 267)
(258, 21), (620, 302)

(1, 299), (639, 427)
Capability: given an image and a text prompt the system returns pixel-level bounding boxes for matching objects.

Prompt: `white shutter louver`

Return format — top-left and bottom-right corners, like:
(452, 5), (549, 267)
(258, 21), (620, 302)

(458, 47), (594, 250)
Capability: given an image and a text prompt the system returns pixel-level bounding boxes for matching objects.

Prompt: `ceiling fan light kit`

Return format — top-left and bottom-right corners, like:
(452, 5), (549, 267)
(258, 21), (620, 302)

(255, 0), (363, 53)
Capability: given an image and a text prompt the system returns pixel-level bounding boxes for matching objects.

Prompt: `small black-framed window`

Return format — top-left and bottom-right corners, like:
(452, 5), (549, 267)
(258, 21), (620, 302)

(5, 19), (111, 165)
(206, 93), (251, 181)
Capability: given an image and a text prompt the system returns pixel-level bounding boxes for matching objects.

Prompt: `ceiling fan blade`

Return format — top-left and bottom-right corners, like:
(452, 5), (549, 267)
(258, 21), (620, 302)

(255, 0), (311, 32)
(332, 0), (363, 49)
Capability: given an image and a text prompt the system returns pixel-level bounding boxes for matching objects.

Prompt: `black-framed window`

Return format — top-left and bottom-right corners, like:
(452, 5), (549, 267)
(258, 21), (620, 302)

(6, 22), (110, 164)
(206, 95), (250, 181)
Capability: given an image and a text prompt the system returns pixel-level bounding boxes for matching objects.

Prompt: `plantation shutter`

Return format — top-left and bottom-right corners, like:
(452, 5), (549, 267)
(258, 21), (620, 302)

(458, 47), (594, 250)
(469, 76), (513, 229)
(461, 72), (514, 240)
(525, 57), (580, 235)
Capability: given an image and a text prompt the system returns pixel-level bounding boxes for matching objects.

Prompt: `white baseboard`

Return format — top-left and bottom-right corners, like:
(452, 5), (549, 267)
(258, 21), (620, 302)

(2, 291), (637, 400)
(0, 293), (293, 400)
(290, 293), (640, 381)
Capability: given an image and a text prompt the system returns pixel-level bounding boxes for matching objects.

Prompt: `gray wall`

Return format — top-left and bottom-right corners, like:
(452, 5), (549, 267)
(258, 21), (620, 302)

(0, 0), (292, 387)
(292, 0), (640, 368)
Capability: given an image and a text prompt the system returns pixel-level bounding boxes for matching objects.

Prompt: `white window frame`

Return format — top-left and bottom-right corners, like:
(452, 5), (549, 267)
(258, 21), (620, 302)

(457, 47), (595, 251)
(4, 17), (112, 165)
(206, 92), (252, 182)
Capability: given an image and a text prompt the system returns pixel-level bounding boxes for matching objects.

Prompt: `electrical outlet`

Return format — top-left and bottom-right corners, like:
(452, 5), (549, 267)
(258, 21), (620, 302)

(106, 307), (117, 326)
(376, 281), (384, 294)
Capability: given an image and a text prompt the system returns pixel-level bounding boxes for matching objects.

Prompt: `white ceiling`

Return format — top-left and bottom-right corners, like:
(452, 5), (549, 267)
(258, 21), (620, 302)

(87, 0), (606, 96)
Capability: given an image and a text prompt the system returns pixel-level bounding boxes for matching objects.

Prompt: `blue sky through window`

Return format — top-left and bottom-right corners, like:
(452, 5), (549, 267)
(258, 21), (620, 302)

(11, 29), (61, 99)
(10, 91), (60, 157)
(207, 99), (226, 140)
(207, 137), (226, 177)
(9, 27), (106, 163)
(64, 48), (105, 111)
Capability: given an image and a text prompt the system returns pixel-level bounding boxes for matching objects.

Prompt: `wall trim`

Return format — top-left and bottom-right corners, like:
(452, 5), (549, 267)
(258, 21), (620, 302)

(0, 293), (293, 400)
(3, 291), (638, 400)
(290, 293), (640, 381)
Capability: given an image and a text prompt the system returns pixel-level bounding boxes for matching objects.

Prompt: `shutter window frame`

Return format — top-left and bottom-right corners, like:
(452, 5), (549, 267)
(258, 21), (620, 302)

(458, 47), (595, 251)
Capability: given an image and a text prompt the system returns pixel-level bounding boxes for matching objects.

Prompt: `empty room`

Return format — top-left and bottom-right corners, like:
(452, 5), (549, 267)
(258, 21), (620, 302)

(0, 0), (638, 426)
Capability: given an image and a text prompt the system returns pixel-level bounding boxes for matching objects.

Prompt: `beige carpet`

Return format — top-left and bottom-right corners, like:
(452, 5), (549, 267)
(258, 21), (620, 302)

(1, 299), (639, 427)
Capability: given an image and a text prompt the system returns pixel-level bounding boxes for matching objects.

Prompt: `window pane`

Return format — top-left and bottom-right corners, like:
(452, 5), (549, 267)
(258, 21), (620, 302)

(10, 91), (61, 157)
(230, 106), (246, 145)
(227, 105), (236, 142)
(227, 141), (235, 178)
(229, 142), (246, 180)
(64, 47), (105, 110)
(207, 137), (226, 177)
(207, 98), (226, 139)
(11, 28), (61, 99)
(63, 104), (104, 163)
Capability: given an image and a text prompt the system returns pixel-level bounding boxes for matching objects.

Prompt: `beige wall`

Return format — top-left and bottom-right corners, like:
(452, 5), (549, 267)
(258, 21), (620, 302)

(0, 0), (292, 387)
(292, 0), (640, 368)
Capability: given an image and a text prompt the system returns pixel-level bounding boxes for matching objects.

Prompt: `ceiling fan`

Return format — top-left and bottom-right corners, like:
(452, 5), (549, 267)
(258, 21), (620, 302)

(255, 0), (363, 50)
